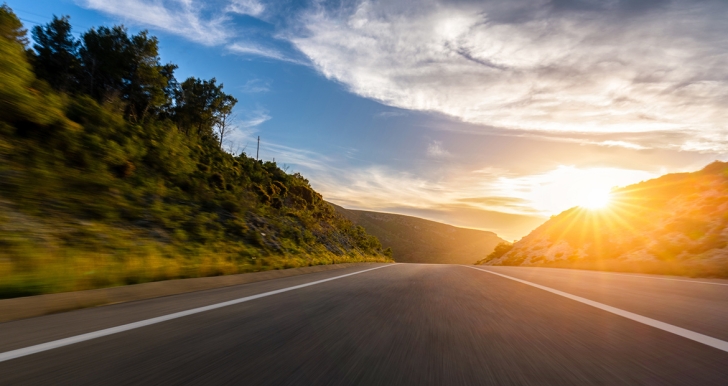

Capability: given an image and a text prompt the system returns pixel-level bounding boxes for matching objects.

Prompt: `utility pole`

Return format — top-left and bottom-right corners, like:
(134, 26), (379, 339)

(256, 136), (260, 160)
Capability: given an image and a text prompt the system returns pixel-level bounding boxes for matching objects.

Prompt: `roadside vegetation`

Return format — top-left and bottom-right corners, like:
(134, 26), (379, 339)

(0, 5), (391, 298)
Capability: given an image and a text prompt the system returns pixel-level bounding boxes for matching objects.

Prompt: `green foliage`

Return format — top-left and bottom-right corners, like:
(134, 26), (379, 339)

(0, 6), (63, 125)
(0, 4), (26, 45)
(0, 6), (391, 298)
(78, 26), (175, 122)
(173, 77), (237, 138)
(31, 15), (79, 92)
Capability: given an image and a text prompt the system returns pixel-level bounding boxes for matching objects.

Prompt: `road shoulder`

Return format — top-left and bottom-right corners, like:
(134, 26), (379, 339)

(0, 263), (386, 323)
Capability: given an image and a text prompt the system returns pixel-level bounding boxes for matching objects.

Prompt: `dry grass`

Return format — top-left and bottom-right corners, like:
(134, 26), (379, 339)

(0, 246), (389, 299)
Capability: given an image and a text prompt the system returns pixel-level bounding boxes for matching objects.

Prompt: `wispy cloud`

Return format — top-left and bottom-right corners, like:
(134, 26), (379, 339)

(374, 110), (407, 119)
(79, 0), (231, 45)
(239, 108), (271, 128)
(239, 78), (270, 93)
(222, 107), (271, 154)
(426, 140), (451, 158)
(227, 0), (265, 17)
(593, 140), (649, 150)
(227, 42), (308, 65)
(243, 133), (649, 219)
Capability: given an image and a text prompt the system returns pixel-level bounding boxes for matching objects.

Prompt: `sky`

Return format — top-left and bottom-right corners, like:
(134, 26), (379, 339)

(10, 0), (728, 240)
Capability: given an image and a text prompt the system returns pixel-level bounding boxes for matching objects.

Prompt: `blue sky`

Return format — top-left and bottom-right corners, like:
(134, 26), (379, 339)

(10, 0), (728, 240)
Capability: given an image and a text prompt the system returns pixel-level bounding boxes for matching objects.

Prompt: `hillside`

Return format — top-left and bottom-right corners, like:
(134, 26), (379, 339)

(0, 7), (390, 298)
(332, 204), (505, 264)
(480, 161), (728, 277)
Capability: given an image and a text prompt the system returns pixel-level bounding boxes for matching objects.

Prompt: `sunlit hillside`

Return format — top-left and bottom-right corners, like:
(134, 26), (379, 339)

(479, 162), (728, 277)
(332, 204), (505, 264)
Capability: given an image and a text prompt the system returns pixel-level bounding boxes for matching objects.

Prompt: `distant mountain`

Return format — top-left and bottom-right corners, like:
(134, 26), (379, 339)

(331, 204), (505, 264)
(481, 161), (728, 277)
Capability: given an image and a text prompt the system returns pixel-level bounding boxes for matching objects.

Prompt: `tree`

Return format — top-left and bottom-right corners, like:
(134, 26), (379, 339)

(214, 102), (235, 149)
(173, 77), (237, 137)
(31, 15), (79, 92)
(79, 26), (173, 122)
(0, 5), (62, 125)
(0, 4), (27, 45)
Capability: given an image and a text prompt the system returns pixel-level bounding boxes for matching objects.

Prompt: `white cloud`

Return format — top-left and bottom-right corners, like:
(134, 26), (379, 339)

(221, 108), (271, 154)
(374, 110), (407, 119)
(287, 0), (728, 149)
(593, 140), (649, 150)
(240, 78), (270, 93)
(80, 0), (309, 64)
(227, 0), (265, 17)
(426, 140), (451, 158)
(239, 109), (271, 128)
(79, 0), (231, 45)
(227, 42), (308, 65)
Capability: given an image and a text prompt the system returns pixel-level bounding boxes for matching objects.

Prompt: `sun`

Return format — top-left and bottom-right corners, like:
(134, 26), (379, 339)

(579, 188), (612, 209)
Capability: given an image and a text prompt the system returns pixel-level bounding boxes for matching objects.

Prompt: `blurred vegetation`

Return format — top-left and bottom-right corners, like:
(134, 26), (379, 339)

(0, 5), (391, 298)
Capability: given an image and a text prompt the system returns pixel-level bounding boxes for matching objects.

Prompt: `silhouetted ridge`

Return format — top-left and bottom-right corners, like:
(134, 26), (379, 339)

(332, 204), (505, 264)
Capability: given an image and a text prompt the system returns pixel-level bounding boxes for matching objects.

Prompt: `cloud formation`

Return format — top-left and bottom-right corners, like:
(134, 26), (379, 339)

(80, 0), (231, 45)
(227, 0), (265, 17)
(289, 0), (728, 149)
(79, 0), (728, 151)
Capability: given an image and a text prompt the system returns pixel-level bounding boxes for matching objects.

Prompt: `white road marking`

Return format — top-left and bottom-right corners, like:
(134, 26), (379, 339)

(488, 267), (728, 286)
(0, 264), (397, 363)
(467, 266), (728, 353)
(601, 272), (728, 286)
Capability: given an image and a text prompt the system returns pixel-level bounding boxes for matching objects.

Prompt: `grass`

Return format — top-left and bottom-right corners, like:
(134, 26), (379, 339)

(0, 241), (390, 299)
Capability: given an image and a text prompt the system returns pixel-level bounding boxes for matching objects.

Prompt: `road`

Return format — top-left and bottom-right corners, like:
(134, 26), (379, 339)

(1, 264), (727, 385)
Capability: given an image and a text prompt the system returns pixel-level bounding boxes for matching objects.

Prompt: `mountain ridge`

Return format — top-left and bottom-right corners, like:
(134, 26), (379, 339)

(331, 204), (505, 264)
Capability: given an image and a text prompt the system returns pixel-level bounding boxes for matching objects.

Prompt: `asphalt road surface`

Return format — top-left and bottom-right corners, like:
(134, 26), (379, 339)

(1, 264), (727, 385)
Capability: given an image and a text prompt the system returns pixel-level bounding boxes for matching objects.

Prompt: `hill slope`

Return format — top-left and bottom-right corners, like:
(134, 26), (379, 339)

(481, 162), (728, 277)
(332, 204), (505, 264)
(0, 7), (390, 298)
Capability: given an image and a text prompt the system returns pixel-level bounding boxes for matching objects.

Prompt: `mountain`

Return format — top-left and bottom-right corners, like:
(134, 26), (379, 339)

(480, 161), (728, 277)
(332, 204), (505, 264)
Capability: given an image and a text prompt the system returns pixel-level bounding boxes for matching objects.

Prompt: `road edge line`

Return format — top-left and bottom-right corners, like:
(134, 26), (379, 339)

(466, 266), (728, 353)
(0, 264), (397, 363)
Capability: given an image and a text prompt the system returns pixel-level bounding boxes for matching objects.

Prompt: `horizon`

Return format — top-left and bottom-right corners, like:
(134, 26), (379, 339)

(10, 0), (728, 240)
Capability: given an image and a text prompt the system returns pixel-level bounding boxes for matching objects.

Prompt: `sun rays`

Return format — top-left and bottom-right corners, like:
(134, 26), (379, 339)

(578, 188), (612, 210)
